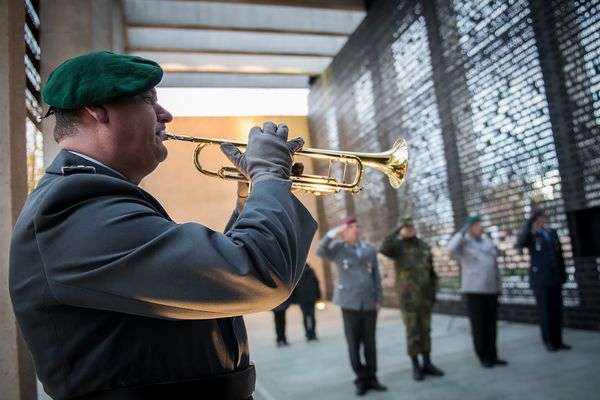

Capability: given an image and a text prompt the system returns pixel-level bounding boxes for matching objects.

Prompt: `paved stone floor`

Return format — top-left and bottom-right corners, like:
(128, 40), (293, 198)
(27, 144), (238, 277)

(246, 303), (600, 400)
(36, 302), (599, 399)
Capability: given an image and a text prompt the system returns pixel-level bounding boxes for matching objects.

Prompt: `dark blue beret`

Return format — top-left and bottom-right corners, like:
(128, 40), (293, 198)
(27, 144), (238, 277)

(42, 51), (163, 109)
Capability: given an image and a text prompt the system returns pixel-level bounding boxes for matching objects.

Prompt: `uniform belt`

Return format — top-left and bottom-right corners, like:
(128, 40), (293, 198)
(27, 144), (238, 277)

(73, 364), (255, 400)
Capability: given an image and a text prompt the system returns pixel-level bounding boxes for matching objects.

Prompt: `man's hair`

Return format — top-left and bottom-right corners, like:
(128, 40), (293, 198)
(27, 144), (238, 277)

(53, 108), (82, 142)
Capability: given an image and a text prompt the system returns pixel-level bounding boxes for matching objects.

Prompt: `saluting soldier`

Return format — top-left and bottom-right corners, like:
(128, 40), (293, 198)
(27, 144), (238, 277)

(516, 208), (570, 352)
(317, 216), (387, 396)
(379, 217), (444, 381)
(9, 51), (316, 400)
(448, 216), (507, 369)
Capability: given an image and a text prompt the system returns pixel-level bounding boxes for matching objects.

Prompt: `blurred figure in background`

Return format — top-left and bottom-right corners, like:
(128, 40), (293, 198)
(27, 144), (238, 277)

(380, 217), (444, 381)
(272, 299), (291, 347)
(317, 216), (387, 396)
(516, 209), (570, 352)
(447, 216), (507, 369)
(293, 263), (321, 341)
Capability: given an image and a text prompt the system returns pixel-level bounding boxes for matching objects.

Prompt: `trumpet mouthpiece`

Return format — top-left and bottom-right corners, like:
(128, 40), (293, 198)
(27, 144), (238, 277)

(159, 130), (170, 140)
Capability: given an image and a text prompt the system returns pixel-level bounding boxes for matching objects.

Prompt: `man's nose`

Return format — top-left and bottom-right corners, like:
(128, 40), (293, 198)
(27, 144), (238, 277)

(157, 104), (173, 123)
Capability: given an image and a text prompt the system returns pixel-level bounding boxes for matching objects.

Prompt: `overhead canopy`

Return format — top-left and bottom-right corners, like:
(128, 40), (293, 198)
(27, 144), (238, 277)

(122, 0), (366, 88)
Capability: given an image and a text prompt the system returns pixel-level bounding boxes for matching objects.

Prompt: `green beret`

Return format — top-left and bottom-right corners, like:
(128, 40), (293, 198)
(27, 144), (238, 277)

(464, 216), (481, 226)
(400, 217), (414, 228)
(42, 51), (163, 109)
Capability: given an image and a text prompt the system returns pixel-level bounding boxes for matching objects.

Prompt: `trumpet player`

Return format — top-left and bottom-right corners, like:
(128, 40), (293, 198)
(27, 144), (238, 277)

(9, 51), (316, 400)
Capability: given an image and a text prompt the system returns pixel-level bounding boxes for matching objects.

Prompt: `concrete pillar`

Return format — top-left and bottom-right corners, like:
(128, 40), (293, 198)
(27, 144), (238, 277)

(0, 1), (38, 399)
(40, 0), (123, 167)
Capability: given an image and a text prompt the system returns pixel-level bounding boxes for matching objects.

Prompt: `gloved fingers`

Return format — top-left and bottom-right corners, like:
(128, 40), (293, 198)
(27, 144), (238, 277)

(220, 142), (243, 165)
(287, 137), (304, 153)
(275, 123), (289, 140)
(262, 121), (278, 137)
(247, 126), (264, 143)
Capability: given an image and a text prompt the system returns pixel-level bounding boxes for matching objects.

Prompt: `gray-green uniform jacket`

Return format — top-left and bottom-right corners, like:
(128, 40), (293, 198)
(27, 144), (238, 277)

(9, 150), (317, 400)
(316, 235), (382, 311)
(447, 231), (501, 294)
(379, 235), (437, 311)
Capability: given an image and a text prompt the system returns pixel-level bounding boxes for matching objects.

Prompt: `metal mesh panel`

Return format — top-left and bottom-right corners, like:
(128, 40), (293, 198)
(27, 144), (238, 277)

(308, 0), (600, 329)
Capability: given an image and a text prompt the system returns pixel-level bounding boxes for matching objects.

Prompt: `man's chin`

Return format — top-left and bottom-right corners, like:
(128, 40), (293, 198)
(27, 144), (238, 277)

(157, 144), (169, 162)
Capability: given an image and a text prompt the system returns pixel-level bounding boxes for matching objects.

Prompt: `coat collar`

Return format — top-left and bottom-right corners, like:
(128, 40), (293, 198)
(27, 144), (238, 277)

(46, 150), (172, 220)
(46, 149), (128, 181)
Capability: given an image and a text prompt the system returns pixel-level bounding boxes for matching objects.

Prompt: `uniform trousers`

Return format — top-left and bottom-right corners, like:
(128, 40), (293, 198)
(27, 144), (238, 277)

(401, 307), (432, 356)
(299, 301), (317, 339)
(341, 308), (378, 386)
(465, 293), (498, 364)
(273, 310), (287, 343)
(533, 285), (563, 347)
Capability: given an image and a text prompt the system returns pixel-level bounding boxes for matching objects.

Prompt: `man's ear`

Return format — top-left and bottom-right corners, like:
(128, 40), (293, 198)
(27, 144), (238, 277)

(83, 105), (108, 123)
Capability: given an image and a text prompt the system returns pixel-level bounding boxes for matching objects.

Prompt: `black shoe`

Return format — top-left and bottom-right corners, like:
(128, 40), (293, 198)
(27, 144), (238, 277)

(355, 384), (368, 396)
(492, 358), (508, 366)
(276, 340), (290, 347)
(368, 380), (387, 391)
(545, 344), (558, 352)
(411, 356), (424, 381)
(481, 360), (494, 368)
(557, 343), (572, 350)
(413, 366), (424, 381)
(422, 363), (444, 376)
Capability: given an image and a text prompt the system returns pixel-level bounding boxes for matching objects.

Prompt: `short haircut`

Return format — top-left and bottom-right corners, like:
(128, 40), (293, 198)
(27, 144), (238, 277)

(53, 108), (82, 142)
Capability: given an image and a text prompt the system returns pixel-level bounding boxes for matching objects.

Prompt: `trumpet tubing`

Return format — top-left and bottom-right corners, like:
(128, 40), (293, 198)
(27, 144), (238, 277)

(160, 131), (408, 195)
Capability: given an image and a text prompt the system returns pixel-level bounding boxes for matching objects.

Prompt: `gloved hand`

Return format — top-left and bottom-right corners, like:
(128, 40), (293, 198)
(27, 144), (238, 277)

(220, 122), (304, 184)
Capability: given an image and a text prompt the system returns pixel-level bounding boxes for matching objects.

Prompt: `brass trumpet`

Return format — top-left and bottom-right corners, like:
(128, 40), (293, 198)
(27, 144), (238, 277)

(160, 131), (408, 195)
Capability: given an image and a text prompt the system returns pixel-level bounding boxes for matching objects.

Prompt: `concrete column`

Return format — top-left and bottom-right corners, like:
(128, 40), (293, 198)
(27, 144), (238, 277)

(0, 1), (38, 399)
(40, 0), (122, 167)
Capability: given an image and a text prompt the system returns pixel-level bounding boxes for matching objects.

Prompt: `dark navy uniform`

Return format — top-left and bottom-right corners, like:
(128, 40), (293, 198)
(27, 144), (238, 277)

(516, 223), (567, 349)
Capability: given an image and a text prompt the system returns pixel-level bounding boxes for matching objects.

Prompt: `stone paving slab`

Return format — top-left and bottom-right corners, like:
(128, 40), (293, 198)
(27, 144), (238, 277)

(246, 303), (600, 400)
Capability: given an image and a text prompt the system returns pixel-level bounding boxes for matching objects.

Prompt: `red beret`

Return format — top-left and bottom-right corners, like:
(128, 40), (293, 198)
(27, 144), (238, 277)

(341, 216), (357, 225)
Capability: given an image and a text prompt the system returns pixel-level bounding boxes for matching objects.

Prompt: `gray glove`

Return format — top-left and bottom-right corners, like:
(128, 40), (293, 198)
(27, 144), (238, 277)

(220, 121), (304, 184)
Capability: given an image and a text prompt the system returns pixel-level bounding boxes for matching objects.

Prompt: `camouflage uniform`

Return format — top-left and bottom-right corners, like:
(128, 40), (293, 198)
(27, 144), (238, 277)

(380, 233), (437, 356)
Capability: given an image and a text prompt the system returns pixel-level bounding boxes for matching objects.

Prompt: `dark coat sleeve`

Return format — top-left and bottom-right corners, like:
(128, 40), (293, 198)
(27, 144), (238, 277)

(33, 176), (317, 320)
(316, 235), (338, 260)
(379, 232), (401, 258)
(552, 230), (567, 283)
(516, 221), (534, 250)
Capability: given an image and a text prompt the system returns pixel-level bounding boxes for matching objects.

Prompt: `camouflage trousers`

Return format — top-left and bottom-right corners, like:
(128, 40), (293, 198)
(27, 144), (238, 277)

(401, 307), (432, 356)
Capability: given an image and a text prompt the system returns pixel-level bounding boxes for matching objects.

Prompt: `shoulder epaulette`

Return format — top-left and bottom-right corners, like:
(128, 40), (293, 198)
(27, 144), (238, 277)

(61, 165), (97, 175)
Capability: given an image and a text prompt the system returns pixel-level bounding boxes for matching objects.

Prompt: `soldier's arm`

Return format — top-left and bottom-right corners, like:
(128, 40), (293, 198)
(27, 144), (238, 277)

(316, 232), (338, 261)
(515, 219), (534, 251)
(553, 230), (568, 284)
(447, 231), (465, 256)
(373, 250), (383, 305)
(379, 232), (401, 258)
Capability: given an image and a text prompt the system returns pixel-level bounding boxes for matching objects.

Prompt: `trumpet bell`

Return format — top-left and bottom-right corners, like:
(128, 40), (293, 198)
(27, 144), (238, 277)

(361, 139), (408, 189)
